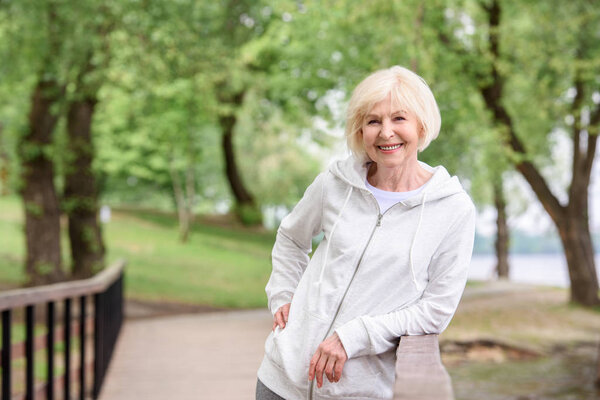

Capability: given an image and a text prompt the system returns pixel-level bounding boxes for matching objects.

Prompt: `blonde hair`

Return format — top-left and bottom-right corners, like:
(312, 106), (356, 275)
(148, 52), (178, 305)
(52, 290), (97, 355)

(345, 66), (441, 159)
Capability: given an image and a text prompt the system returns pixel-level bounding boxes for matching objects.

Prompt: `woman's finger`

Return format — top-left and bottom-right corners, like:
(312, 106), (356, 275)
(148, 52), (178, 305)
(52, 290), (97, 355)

(333, 358), (345, 382)
(308, 351), (320, 381)
(282, 304), (290, 323)
(314, 353), (328, 388)
(324, 357), (336, 383)
(274, 310), (285, 329)
(272, 310), (279, 331)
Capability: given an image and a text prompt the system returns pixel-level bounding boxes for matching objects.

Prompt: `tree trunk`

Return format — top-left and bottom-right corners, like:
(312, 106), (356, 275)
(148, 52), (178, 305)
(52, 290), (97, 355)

(556, 208), (599, 305)
(493, 177), (510, 279)
(217, 90), (262, 225)
(64, 98), (105, 278)
(169, 161), (190, 243)
(19, 79), (64, 285)
(476, 0), (599, 306)
(220, 114), (255, 206)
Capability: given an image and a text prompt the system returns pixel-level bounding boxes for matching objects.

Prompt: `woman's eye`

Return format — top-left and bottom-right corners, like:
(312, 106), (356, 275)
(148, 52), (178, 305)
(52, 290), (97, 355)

(367, 119), (379, 125)
(394, 116), (405, 121)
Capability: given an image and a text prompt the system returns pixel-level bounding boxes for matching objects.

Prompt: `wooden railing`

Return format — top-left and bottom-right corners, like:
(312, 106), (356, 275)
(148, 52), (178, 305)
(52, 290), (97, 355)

(394, 334), (454, 400)
(0, 260), (125, 400)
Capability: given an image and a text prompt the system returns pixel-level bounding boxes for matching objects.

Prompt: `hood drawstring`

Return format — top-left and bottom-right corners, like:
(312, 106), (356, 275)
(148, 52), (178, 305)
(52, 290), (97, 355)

(408, 191), (428, 292)
(316, 186), (353, 285)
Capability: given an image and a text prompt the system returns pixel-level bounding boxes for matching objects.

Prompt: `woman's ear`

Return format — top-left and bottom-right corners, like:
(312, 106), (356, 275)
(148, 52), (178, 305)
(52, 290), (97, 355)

(417, 124), (425, 149)
(418, 121), (425, 138)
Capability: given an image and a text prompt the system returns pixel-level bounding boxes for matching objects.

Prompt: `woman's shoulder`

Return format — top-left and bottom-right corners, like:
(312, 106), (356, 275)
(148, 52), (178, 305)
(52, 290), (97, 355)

(427, 175), (476, 221)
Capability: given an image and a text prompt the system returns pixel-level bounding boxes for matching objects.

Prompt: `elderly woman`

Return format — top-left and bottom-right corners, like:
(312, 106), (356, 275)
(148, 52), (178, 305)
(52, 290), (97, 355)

(256, 66), (476, 400)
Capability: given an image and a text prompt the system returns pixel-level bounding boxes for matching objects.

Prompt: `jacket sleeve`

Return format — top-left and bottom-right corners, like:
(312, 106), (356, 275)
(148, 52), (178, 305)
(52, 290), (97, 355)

(265, 172), (326, 315)
(335, 200), (476, 359)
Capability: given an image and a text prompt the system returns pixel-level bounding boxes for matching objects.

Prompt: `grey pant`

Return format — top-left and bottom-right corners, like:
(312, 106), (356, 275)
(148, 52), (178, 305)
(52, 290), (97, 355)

(256, 379), (286, 400)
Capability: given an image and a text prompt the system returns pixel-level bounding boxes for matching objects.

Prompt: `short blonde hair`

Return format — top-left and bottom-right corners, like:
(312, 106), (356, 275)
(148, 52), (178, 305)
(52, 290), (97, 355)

(345, 66), (441, 159)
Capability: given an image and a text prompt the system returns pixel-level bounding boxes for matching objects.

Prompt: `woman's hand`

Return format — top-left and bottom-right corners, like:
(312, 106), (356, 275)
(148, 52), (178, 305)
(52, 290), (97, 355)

(308, 332), (348, 388)
(272, 303), (291, 331)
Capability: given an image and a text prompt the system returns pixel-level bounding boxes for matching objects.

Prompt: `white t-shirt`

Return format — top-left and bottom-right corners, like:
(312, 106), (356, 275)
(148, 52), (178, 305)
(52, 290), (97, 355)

(365, 178), (428, 214)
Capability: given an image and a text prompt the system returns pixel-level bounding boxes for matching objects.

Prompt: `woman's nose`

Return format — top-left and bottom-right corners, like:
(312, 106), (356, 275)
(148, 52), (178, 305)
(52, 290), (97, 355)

(380, 119), (394, 138)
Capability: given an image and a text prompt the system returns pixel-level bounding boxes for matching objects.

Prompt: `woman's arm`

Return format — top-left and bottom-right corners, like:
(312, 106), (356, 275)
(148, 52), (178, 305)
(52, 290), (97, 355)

(266, 172), (326, 315)
(335, 201), (476, 359)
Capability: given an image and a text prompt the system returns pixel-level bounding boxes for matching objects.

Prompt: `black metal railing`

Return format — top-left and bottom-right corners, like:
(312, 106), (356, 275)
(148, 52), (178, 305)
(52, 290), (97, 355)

(93, 272), (123, 398)
(0, 260), (125, 400)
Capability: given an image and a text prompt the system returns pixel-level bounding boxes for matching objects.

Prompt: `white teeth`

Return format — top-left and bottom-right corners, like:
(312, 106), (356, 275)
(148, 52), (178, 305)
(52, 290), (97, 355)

(379, 144), (402, 150)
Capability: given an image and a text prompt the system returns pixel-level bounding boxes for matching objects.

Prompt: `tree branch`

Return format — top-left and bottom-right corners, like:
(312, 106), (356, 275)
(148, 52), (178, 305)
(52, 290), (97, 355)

(585, 102), (600, 182)
(585, 133), (598, 178)
(570, 76), (585, 203)
(478, 0), (565, 224)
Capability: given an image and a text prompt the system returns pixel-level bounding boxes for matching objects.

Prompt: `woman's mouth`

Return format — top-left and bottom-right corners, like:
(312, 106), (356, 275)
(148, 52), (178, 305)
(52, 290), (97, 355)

(378, 144), (403, 151)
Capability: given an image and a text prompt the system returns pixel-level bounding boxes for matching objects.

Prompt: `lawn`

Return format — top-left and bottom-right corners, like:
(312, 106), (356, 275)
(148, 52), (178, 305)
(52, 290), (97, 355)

(443, 284), (600, 399)
(0, 195), (275, 309)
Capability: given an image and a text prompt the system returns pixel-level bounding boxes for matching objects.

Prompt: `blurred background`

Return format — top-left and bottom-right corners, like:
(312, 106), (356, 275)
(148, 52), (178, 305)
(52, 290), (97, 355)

(0, 0), (599, 398)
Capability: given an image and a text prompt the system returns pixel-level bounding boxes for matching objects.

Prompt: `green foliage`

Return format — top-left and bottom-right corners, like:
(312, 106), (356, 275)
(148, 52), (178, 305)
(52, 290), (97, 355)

(34, 261), (54, 277)
(1, 0), (597, 268)
(235, 88), (323, 208)
(24, 201), (42, 217)
(61, 196), (96, 214)
(235, 203), (264, 226)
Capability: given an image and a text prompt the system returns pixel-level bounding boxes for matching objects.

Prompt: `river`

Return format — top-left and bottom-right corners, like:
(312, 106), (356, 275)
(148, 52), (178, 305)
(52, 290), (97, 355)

(469, 253), (600, 287)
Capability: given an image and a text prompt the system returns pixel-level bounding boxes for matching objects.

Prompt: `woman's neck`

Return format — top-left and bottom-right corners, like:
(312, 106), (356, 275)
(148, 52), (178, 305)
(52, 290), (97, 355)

(367, 160), (433, 192)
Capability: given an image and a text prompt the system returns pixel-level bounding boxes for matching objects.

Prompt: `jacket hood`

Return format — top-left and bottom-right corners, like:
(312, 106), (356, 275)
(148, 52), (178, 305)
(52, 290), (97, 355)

(328, 155), (466, 208)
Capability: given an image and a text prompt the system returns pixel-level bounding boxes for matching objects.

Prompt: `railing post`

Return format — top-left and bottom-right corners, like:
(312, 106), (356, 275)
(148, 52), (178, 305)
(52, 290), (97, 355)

(47, 302), (55, 400)
(92, 269), (124, 399)
(2, 309), (11, 400)
(79, 296), (87, 400)
(65, 298), (72, 400)
(25, 305), (34, 400)
(93, 292), (103, 399)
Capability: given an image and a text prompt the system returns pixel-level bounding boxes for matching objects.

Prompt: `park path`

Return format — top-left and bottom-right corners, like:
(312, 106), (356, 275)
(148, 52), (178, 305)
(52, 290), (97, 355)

(98, 281), (535, 400)
(97, 308), (272, 400)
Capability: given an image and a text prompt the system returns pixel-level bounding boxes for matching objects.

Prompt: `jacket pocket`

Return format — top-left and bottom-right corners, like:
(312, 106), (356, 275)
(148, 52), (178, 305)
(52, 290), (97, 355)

(266, 308), (330, 387)
(318, 355), (384, 398)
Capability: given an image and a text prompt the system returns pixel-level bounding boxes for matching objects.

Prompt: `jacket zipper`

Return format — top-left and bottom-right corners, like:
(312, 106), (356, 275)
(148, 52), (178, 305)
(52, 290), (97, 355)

(309, 209), (382, 400)
(307, 190), (411, 399)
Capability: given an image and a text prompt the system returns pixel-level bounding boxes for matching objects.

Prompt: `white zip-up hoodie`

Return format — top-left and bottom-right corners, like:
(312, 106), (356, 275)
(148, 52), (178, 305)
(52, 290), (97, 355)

(258, 155), (476, 400)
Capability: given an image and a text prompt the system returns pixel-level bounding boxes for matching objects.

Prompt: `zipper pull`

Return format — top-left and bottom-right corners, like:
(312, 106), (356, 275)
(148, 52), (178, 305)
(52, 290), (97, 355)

(377, 214), (382, 226)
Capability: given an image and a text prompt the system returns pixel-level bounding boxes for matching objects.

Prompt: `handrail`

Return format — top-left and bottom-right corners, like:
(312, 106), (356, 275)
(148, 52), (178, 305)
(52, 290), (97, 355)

(393, 334), (454, 400)
(0, 259), (125, 312)
(0, 260), (125, 400)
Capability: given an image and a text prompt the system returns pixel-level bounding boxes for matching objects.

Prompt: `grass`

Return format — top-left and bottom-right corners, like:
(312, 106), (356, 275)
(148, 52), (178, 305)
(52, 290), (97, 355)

(104, 207), (275, 308)
(449, 349), (598, 400)
(0, 195), (275, 308)
(442, 284), (600, 399)
(444, 285), (600, 353)
(0, 196), (27, 286)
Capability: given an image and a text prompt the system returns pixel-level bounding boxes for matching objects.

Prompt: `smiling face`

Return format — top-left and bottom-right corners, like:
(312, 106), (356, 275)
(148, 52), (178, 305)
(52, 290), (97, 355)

(361, 93), (422, 170)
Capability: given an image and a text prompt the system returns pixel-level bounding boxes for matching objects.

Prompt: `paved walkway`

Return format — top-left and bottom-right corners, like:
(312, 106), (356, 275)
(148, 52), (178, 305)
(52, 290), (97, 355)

(98, 282), (538, 400)
(98, 308), (272, 400)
